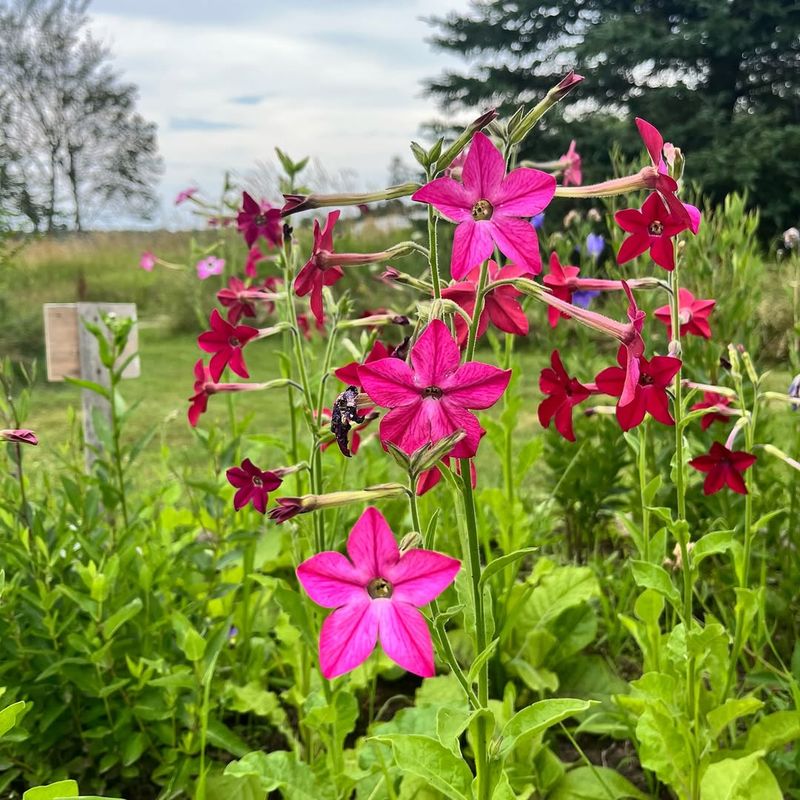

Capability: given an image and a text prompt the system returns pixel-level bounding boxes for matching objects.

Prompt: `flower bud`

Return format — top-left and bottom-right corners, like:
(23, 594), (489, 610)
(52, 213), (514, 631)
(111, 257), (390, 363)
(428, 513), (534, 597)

(436, 108), (498, 174)
(409, 430), (467, 476)
(0, 429), (38, 446)
(268, 483), (406, 523)
(399, 531), (423, 554)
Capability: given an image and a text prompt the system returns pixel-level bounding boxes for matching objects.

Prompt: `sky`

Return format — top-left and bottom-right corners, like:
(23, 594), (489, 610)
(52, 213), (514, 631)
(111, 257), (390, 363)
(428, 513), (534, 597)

(88, 0), (473, 229)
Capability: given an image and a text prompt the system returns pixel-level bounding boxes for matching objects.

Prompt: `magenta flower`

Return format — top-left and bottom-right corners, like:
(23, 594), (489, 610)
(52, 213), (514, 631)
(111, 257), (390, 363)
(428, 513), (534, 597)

(175, 187), (198, 205)
(297, 312), (326, 339)
(543, 252), (581, 328)
(560, 140), (582, 186)
(615, 193), (689, 272)
(196, 256), (225, 280)
(226, 458), (282, 513)
(595, 350), (682, 431)
(538, 350), (593, 442)
(217, 277), (281, 324)
(654, 288), (716, 339)
(296, 506), (460, 678)
(237, 192), (282, 248)
(691, 391), (734, 431)
(442, 260), (529, 345)
(412, 131), (556, 279)
(197, 309), (259, 381)
(188, 360), (214, 426)
(294, 210), (345, 324)
(334, 340), (393, 386)
(1, 429), (38, 446)
(689, 442), (756, 495)
(244, 245), (267, 278)
(139, 251), (156, 272)
(359, 320), (510, 458)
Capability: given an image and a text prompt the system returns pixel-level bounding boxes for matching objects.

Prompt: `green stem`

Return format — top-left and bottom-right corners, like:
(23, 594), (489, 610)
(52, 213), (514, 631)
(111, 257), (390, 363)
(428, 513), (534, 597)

(427, 200), (441, 299)
(638, 423), (651, 562)
(464, 261), (490, 362)
(459, 458), (490, 799)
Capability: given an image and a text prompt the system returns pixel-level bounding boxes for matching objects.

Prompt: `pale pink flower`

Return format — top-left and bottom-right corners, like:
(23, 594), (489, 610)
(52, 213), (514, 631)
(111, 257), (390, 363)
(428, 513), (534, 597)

(175, 187), (198, 205)
(561, 140), (582, 186)
(196, 256), (225, 280)
(296, 507), (460, 678)
(139, 251), (156, 271)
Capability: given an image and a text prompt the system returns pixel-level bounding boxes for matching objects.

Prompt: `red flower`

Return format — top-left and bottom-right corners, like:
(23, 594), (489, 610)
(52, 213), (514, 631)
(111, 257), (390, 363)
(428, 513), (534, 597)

(0, 429), (38, 446)
(334, 340), (393, 386)
(538, 350), (593, 441)
(237, 192), (282, 248)
(690, 392), (734, 431)
(358, 320), (510, 458)
(188, 360), (214, 426)
(689, 442), (756, 495)
(197, 309), (259, 381)
(416, 457), (476, 496)
(595, 349), (682, 431)
(543, 252), (581, 328)
(442, 260), (529, 345)
(217, 277), (282, 324)
(244, 245), (267, 278)
(654, 288), (716, 339)
(295, 210), (345, 324)
(297, 312), (326, 339)
(268, 497), (306, 524)
(226, 458), (283, 513)
(615, 192), (689, 272)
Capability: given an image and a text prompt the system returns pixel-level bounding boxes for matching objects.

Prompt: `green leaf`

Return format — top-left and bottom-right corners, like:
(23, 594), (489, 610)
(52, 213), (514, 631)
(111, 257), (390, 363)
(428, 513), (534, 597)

(491, 772), (518, 799)
(225, 750), (335, 800)
(64, 377), (110, 399)
(629, 561), (681, 611)
(436, 706), (493, 758)
(207, 717), (251, 758)
(0, 701), (25, 738)
(498, 698), (592, 758)
(745, 710), (800, 753)
(23, 781), (79, 800)
(171, 611), (205, 661)
(372, 734), (473, 800)
(121, 731), (146, 767)
(101, 597), (142, 639)
(549, 766), (648, 799)
(467, 639), (499, 685)
(700, 751), (782, 800)
(691, 530), (735, 569)
(479, 548), (538, 588)
(707, 696), (763, 740)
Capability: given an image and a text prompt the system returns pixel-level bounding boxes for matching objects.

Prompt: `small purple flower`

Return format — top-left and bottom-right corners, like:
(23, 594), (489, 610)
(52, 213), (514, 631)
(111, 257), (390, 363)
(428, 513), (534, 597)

(571, 290), (600, 309)
(196, 256), (225, 280)
(531, 212), (546, 230)
(789, 373), (800, 412)
(586, 233), (605, 259)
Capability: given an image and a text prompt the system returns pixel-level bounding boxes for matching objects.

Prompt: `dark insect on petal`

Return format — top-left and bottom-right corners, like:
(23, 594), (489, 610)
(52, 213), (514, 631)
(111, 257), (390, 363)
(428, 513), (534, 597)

(330, 385), (367, 457)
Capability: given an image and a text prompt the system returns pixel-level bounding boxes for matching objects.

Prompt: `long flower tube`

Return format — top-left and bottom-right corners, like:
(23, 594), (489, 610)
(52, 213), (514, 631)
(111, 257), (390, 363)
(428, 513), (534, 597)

(282, 183), (420, 215)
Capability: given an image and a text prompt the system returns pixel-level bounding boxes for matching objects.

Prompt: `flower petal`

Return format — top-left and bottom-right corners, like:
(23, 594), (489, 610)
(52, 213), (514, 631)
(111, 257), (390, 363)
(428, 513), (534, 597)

(442, 362), (511, 409)
(412, 177), (474, 222)
(451, 220), (495, 280)
(346, 506), (400, 579)
(617, 232), (650, 265)
(636, 117), (664, 166)
(359, 359), (419, 407)
(386, 550), (461, 606)
(378, 403), (427, 454)
(378, 601), (435, 677)
(492, 167), (555, 216)
(462, 131), (505, 199)
(490, 217), (543, 275)
(297, 551), (366, 608)
(411, 319), (461, 386)
(319, 599), (379, 678)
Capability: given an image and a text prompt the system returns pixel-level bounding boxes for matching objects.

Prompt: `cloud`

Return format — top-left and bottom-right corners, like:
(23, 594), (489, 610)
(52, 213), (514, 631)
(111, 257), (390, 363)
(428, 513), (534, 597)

(170, 117), (244, 131)
(87, 0), (473, 229)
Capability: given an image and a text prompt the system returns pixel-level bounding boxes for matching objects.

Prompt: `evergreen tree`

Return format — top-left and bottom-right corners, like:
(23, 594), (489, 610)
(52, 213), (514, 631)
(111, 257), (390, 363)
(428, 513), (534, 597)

(426, 1), (800, 234)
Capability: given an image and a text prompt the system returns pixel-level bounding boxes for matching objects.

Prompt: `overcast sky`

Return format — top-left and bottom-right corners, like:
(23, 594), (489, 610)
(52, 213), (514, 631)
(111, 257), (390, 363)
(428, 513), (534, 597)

(88, 0), (473, 229)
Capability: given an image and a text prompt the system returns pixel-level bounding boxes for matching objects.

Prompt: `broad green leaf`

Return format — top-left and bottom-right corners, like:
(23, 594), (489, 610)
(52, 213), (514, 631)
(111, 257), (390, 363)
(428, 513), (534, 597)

(549, 766), (647, 799)
(171, 611), (205, 661)
(745, 710), (800, 753)
(121, 731), (146, 766)
(691, 530), (735, 569)
(436, 706), (493, 757)
(0, 701), (25, 738)
(479, 548), (538, 588)
(700, 751), (781, 800)
(224, 750), (335, 800)
(207, 717), (250, 758)
(707, 696), (763, 739)
(634, 589), (664, 626)
(491, 771), (518, 799)
(498, 698), (592, 758)
(23, 780), (79, 799)
(629, 561), (681, 611)
(101, 597), (142, 639)
(372, 734), (473, 800)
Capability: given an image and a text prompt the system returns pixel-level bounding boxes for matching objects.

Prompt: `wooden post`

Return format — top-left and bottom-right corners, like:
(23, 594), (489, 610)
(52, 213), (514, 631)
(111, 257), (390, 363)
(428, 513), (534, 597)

(44, 303), (139, 469)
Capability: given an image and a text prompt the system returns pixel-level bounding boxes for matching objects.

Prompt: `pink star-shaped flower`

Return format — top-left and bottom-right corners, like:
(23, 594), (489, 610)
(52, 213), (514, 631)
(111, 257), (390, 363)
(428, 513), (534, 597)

(654, 288), (716, 339)
(334, 340), (393, 386)
(197, 309), (258, 381)
(615, 193), (689, 271)
(595, 350), (682, 431)
(237, 192), (282, 248)
(295, 210), (345, 324)
(412, 131), (555, 279)
(543, 252), (581, 328)
(538, 350), (593, 441)
(561, 140), (582, 186)
(689, 442), (756, 495)
(442, 260), (529, 345)
(358, 319), (510, 458)
(296, 507), (460, 678)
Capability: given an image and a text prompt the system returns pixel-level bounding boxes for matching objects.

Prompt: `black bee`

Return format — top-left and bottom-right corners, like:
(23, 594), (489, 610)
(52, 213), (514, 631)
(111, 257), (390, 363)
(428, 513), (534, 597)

(330, 385), (367, 458)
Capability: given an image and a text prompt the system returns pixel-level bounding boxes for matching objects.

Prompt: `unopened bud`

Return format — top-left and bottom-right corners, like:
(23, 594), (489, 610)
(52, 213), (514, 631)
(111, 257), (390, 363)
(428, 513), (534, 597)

(726, 344), (742, 381)
(409, 430), (467, 476)
(741, 350), (759, 387)
(399, 531), (423, 554)
(436, 109), (498, 174)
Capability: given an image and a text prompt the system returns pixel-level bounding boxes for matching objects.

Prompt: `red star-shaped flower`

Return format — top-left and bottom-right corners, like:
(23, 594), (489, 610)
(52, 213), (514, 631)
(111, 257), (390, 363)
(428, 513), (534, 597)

(654, 288), (716, 339)
(197, 309), (258, 381)
(538, 350), (593, 441)
(689, 442), (756, 495)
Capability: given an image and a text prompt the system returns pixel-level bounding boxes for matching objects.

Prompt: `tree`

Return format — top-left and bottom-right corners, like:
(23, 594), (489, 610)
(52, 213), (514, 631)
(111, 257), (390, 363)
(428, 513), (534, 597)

(425, 1), (800, 234)
(0, 0), (162, 230)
